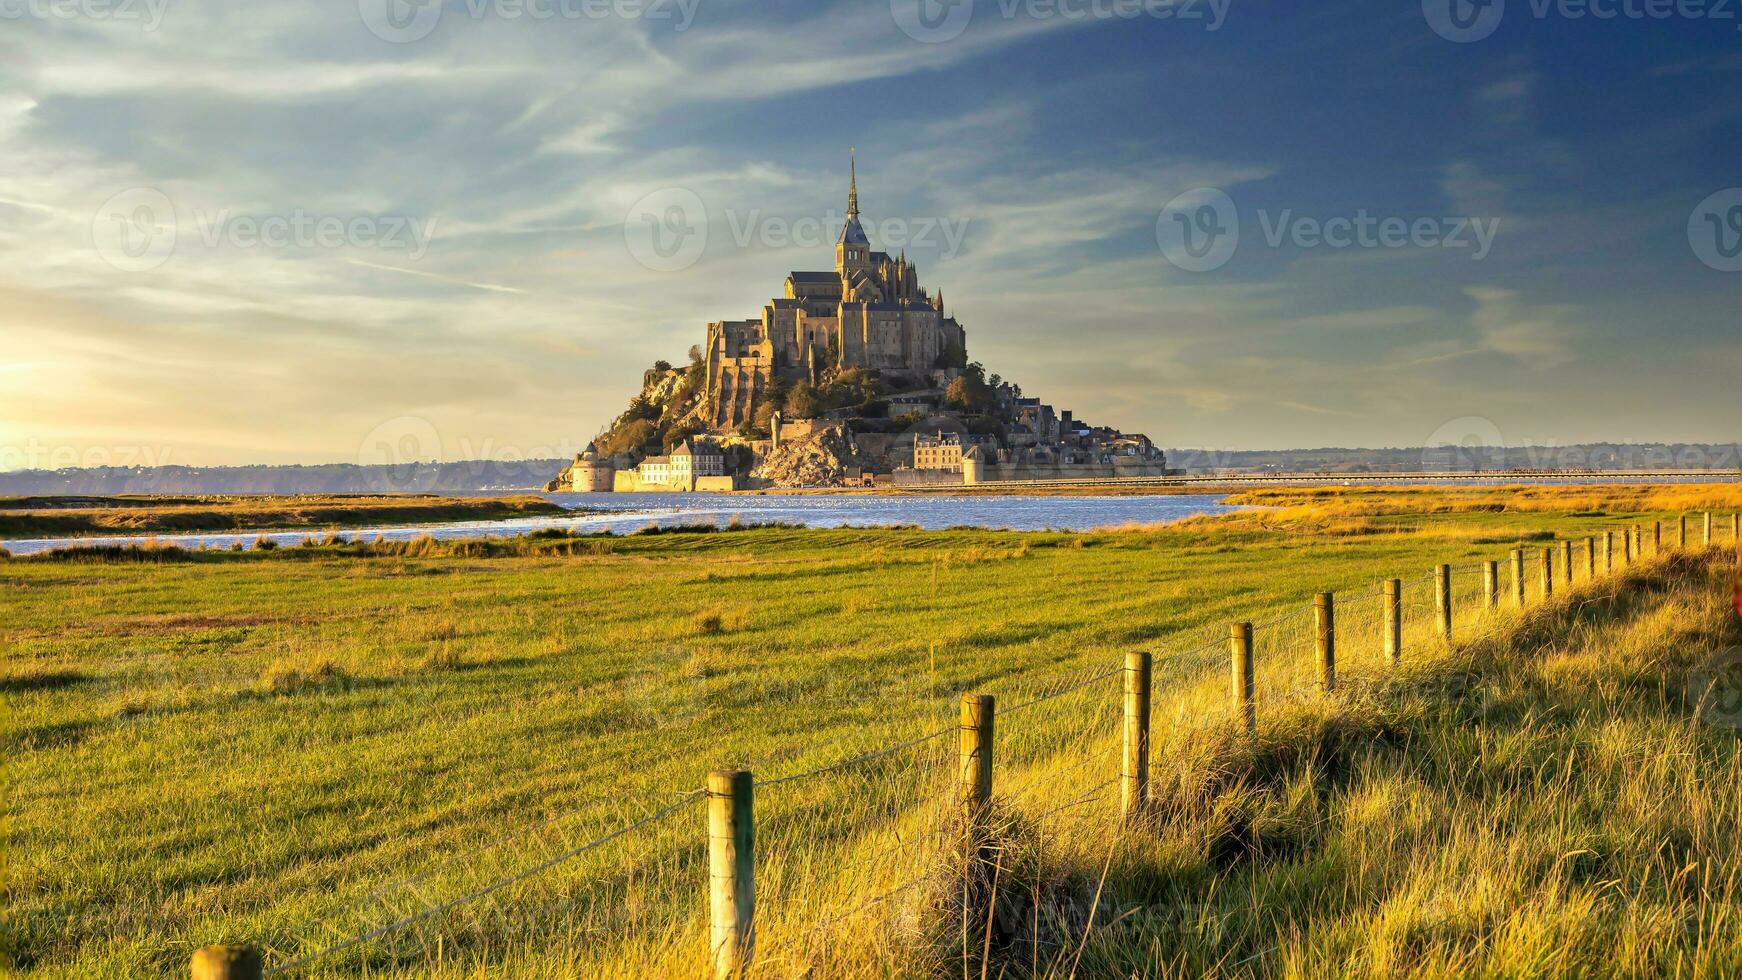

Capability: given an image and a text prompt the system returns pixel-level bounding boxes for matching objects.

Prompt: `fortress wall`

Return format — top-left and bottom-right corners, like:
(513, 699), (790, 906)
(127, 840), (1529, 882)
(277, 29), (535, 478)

(572, 464), (614, 492)
(964, 460), (1171, 485)
(890, 468), (964, 486)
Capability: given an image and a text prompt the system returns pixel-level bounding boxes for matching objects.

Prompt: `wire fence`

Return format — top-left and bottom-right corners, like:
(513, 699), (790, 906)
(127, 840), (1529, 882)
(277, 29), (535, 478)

(217, 518), (1740, 979)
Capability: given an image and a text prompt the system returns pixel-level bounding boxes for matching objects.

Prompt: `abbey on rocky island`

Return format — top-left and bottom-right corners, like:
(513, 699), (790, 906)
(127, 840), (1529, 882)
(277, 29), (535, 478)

(703, 158), (966, 429)
(547, 161), (1168, 493)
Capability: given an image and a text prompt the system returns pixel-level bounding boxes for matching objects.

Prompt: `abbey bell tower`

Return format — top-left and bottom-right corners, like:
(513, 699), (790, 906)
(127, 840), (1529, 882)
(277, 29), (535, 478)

(835, 152), (871, 275)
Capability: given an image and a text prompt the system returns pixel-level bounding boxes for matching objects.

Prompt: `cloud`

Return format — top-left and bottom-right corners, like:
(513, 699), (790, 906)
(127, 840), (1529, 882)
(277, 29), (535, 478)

(1466, 287), (1580, 368)
(0, 2), (1736, 464)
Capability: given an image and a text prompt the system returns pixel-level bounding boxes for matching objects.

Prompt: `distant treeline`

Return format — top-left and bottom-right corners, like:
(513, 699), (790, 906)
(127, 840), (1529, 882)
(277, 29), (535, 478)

(0, 460), (569, 496)
(3, 443), (1736, 495)
(1164, 443), (1742, 474)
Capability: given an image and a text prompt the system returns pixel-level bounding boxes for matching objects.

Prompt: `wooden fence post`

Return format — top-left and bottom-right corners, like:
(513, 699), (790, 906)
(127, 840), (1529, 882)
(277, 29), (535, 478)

(191, 947), (261, 980)
(1315, 592), (1335, 693)
(959, 695), (994, 824)
(1584, 537), (1595, 580)
(1384, 578), (1402, 664)
(1434, 564), (1453, 638)
(1511, 548), (1526, 607)
(1703, 512), (1712, 548)
(707, 769), (755, 980)
(1559, 540), (1573, 586)
(1482, 561), (1498, 609)
(1677, 514), (1687, 550)
(1122, 652), (1150, 823)
(1603, 531), (1614, 572)
(1731, 513), (1739, 546)
(1540, 548), (1554, 600)
(1654, 520), (1662, 555)
(1624, 526), (1635, 565)
(1230, 623), (1255, 733)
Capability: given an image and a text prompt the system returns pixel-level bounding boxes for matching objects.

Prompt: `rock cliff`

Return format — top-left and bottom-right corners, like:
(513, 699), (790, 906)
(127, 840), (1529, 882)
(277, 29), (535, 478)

(751, 427), (861, 488)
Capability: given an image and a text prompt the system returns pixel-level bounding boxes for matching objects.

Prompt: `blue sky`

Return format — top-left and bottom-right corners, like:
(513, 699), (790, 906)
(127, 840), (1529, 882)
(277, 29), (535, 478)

(1, 0), (1738, 468)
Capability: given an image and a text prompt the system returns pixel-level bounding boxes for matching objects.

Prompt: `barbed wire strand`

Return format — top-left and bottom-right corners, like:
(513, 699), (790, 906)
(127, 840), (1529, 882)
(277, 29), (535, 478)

(272, 540), (1589, 971)
(999, 665), (1123, 716)
(265, 793), (701, 977)
(350, 785), (705, 918)
(753, 724), (954, 790)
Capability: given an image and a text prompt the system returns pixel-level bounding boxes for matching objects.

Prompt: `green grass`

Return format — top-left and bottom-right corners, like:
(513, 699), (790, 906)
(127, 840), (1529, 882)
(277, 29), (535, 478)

(2, 490), (1739, 977)
(0, 494), (565, 539)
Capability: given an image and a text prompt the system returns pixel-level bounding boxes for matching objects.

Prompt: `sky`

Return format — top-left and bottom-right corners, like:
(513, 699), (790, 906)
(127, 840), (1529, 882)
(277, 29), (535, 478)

(1, 0), (1739, 470)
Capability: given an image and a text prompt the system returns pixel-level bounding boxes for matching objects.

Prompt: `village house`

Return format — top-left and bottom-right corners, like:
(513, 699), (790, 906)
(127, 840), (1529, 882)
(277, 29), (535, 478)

(671, 438), (725, 486)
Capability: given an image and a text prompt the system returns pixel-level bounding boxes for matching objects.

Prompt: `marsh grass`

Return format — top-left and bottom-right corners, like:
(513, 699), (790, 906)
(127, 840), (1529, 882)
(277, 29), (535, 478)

(0, 494), (565, 538)
(3, 488), (1740, 977)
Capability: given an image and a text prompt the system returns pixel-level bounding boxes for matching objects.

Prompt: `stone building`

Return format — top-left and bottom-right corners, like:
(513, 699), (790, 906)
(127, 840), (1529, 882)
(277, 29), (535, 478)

(703, 160), (966, 429)
(561, 443), (616, 492)
(670, 438), (725, 486)
(637, 454), (673, 487)
(912, 431), (993, 472)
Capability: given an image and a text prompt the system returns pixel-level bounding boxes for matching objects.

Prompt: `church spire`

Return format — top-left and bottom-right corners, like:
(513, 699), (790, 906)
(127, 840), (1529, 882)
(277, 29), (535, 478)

(847, 148), (859, 218)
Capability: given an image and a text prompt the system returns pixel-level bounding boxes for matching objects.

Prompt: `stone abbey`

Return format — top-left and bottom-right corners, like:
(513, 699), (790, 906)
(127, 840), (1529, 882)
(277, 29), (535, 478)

(547, 160), (1169, 493)
(703, 159), (966, 429)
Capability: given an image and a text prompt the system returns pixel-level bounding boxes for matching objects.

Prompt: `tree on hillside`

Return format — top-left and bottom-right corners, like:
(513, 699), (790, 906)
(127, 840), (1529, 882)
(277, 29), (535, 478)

(663, 423), (702, 452)
(596, 419), (656, 459)
(935, 341), (967, 370)
(945, 373), (994, 413)
(785, 381), (822, 419)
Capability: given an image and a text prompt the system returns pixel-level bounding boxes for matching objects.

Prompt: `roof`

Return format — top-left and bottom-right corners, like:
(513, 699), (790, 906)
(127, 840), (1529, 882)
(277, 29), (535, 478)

(640, 455), (670, 465)
(837, 214), (869, 246)
(672, 439), (720, 456)
(788, 271), (838, 282)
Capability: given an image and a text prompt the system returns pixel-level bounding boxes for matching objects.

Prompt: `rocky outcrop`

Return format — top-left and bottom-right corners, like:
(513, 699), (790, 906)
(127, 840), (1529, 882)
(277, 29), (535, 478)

(751, 426), (861, 488)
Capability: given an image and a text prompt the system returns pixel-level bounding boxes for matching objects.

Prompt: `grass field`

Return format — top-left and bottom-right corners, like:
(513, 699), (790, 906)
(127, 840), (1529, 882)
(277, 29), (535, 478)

(3, 485), (1740, 978)
(0, 494), (565, 539)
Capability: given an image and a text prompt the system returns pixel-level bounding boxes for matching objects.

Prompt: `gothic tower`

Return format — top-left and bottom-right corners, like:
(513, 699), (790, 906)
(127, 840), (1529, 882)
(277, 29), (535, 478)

(835, 152), (871, 276)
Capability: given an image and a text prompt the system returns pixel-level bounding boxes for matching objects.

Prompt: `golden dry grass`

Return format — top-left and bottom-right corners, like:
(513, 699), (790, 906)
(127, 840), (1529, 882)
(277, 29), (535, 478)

(3, 486), (1740, 977)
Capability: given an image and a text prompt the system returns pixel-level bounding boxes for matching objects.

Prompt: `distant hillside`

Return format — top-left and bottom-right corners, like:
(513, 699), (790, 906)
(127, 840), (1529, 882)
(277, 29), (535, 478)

(3, 443), (1734, 496)
(0, 460), (567, 496)
(1164, 443), (1741, 474)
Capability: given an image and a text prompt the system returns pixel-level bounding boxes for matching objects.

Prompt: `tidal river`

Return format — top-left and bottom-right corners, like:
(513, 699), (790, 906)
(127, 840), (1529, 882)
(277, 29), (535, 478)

(0, 492), (1239, 557)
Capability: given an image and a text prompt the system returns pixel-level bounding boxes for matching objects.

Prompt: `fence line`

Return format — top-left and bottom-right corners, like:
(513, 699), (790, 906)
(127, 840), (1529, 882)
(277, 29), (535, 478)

(188, 511), (1742, 980)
